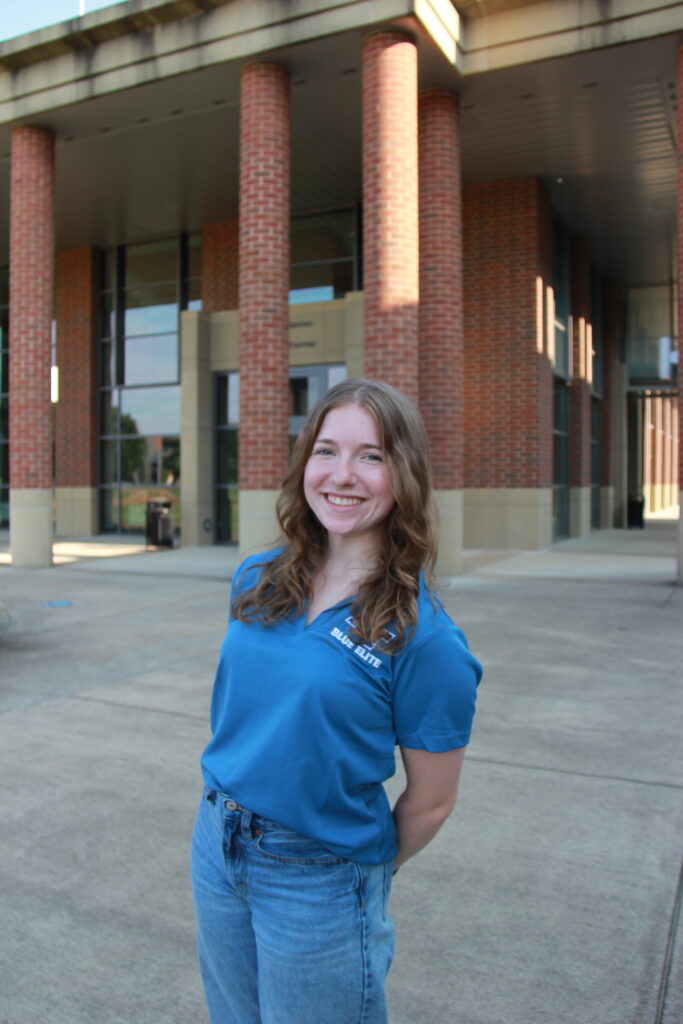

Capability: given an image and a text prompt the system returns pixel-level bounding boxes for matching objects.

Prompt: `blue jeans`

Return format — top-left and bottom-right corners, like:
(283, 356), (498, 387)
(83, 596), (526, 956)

(190, 787), (395, 1024)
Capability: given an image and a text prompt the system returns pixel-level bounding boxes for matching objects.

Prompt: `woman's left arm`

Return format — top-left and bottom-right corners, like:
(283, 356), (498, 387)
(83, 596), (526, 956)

(392, 746), (467, 871)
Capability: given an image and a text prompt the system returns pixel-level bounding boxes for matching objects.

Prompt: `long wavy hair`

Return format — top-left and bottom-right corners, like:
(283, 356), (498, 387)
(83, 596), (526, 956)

(231, 377), (438, 650)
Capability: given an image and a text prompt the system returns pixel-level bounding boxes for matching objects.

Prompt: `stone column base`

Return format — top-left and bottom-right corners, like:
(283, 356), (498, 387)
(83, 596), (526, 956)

(569, 486), (591, 538)
(600, 486), (615, 530)
(10, 488), (53, 567)
(55, 487), (97, 536)
(434, 489), (463, 575)
(464, 488), (552, 550)
(239, 490), (281, 559)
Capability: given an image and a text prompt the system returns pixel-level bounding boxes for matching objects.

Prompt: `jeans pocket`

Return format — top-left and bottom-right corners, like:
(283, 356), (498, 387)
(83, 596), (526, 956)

(255, 826), (346, 865)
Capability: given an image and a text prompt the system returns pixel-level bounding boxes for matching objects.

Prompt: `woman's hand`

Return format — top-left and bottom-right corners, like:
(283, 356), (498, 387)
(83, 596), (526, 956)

(392, 746), (467, 871)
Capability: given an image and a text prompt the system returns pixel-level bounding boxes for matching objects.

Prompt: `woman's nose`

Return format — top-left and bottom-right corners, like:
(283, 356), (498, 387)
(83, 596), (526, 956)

(330, 454), (356, 485)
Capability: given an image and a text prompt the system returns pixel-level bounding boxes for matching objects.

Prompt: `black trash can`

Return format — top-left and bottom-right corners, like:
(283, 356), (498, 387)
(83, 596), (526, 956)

(146, 499), (174, 547)
(627, 495), (645, 529)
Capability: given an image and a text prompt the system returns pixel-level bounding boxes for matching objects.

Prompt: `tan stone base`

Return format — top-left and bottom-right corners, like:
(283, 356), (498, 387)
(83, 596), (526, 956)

(434, 489), (463, 575)
(569, 486), (591, 538)
(239, 490), (282, 558)
(10, 489), (53, 567)
(600, 486), (614, 530)
(55, 487), (97, 536)
(463, 488), (552, 550)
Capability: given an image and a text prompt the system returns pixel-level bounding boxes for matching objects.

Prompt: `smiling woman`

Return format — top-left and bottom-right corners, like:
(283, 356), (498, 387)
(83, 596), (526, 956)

(190, 377), (482, 1024)
(303, 403), (395, 549)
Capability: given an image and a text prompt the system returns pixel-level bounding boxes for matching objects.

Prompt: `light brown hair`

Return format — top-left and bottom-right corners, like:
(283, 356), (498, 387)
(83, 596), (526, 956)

(231, 377), (438, 649)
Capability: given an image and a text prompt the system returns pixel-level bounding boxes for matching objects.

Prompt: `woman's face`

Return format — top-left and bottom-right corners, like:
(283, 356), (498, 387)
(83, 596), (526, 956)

(303, 402), (395, 547)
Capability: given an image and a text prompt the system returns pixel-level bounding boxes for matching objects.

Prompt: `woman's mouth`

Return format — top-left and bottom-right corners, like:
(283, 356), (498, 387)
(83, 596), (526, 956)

(324, 493), (363, 507)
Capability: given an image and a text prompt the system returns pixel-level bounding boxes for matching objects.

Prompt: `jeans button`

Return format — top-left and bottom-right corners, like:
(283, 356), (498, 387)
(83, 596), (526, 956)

(225, 800), (237, 810)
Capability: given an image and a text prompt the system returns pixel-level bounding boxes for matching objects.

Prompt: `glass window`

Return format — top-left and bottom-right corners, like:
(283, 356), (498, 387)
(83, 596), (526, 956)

(124, 334), (178, 386)
(125, 239), (178, 287)
(553, 377), (570, 539)
(99, 441), (117, 484)
(100, 341), (116, 388)
(215, 485), (239, 544)
(99, 238), (193, 533)
(290, 259), (353, 304)
(0, 396), (8, 442)
(216, 372), (240, 427)
(187, 234), (202, 279)
(0, 441), (7, 483)
(216, 430), (238, 486)
(552, 222), (571, 379)
(291, 210), (355, 263)
(124, 285), (177, 336)
(290, 209), (357, 304)
(120, 435), (180, 486)
(100, 292), (115, 341)
(100, 390), (118, 436)
(120, 385), (181, 436)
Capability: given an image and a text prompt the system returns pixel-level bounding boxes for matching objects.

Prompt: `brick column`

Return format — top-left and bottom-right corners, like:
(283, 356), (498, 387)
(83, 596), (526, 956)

(569, 236), (592, 537)
(9, 125), (54, 567)
(54, 247), (98, 536)
(202, 220), (239, 312)
(238, 62), (290, 554)
(463, 178), (553, 550)
(678, 45), (683, 582)
(362, 31), (419, 398)
(418, 88), (463, 572)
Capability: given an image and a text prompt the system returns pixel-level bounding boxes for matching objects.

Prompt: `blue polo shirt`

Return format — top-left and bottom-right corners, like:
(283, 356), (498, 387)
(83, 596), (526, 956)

(201, 549), (482, 864)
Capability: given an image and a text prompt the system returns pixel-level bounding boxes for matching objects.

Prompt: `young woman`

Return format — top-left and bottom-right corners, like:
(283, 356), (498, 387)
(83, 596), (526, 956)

(190, 377), (482, 1024)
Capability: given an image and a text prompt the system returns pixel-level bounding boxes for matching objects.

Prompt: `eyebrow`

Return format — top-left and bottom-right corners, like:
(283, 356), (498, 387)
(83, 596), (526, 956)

(314, 437), (382, 450)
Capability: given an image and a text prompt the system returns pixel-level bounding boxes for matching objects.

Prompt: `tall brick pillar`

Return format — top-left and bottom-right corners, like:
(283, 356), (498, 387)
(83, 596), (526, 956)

(238, 62), (290, 555)
(677, 44), (683, 583)
(54, 247), (98, 536)
(362, 31), (419, 398)
(9, 125), (54, 567)
(418, 88), (463, 573)
(569, 237), (592, 537)
(463, 178), (553, 550)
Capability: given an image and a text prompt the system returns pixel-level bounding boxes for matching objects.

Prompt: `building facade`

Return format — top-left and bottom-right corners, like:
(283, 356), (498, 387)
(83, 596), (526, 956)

(0, 0), (680, 575)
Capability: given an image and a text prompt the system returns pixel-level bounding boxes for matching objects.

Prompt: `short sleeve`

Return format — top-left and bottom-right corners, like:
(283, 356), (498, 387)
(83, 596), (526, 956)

(392, 625), (482, 751)
(228, 548), (282, 621)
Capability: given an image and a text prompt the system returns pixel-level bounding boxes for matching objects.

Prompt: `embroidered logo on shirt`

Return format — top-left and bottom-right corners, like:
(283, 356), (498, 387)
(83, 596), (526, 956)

(329, 616), (394, 670)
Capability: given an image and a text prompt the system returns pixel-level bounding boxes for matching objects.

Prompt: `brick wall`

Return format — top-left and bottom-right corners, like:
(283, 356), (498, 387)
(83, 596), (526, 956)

(362, 31), (419, 398)
(463, 177), (553, 489)
(238, 62), (290, 490)
(418, 88), (462, 490)
(54, 247), (98, 488)
(202, 220), (238, 312)
(9, 125), (54, 492)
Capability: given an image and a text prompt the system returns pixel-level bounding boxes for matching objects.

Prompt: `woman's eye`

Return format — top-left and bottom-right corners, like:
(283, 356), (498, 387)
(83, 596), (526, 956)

(314, 446), (334, 456)
(363, 452), (383, 463)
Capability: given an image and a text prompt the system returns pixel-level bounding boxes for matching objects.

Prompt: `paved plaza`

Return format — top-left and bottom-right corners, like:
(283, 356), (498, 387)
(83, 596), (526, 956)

(0, 521), (681, 1024)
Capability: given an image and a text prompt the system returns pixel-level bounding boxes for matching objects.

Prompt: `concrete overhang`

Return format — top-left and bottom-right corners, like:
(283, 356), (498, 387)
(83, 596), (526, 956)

(0, 0), (461, 124)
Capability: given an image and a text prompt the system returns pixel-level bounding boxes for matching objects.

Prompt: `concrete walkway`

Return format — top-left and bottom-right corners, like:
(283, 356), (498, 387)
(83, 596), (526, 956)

(0, 522), (681, 1024)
